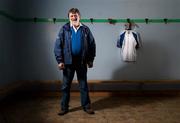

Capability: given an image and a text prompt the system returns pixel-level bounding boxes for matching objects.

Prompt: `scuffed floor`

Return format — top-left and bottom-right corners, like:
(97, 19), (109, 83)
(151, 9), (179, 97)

(1, 93), (180, 123)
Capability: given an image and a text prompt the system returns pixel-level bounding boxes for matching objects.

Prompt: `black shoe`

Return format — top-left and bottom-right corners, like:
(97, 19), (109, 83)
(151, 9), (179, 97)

(84, 108), (95, 114)
(58, 110), (68, 115)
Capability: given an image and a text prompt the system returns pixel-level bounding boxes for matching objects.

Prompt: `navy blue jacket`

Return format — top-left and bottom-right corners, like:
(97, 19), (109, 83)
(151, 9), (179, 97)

(54, 23), (96, 64)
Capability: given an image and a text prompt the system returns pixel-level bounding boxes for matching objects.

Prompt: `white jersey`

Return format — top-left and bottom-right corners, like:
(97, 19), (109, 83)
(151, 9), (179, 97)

(117, 30), (140, 62)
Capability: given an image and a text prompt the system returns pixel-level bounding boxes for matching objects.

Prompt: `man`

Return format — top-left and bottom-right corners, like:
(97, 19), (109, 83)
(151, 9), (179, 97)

(54, 8), (96, 115)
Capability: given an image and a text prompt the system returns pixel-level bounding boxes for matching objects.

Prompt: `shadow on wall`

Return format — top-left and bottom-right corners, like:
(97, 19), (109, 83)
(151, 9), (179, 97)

(112, 40), (171, 80)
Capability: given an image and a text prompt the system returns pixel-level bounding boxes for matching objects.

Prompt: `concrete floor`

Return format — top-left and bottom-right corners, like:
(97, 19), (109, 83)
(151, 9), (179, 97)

(1, 93), (180, 123)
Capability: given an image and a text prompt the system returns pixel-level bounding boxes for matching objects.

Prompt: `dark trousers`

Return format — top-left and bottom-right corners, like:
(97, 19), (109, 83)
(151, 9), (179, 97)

(61, 60), (91, 111)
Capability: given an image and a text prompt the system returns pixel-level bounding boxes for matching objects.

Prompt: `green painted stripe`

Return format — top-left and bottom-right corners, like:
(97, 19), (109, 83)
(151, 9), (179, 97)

(1, 10), (180, 23)
(0, 10), (16, 21)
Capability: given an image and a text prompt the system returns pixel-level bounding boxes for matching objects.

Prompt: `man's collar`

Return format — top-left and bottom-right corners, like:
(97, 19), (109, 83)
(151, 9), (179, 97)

(70, 22), (82, 28)
(70, 23), (82, 32)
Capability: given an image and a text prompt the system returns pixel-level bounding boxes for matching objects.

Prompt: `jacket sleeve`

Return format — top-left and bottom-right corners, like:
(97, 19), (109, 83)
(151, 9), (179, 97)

(117, 31), (125, 48)
(132, 31), (142, 49)
(87, 29), (96, 62)
(54, 27), (64, 64)
(137, 32), (142, 48)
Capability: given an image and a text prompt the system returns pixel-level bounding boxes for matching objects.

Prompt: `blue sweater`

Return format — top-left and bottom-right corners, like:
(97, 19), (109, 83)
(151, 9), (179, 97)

(71, 27), (82, 56)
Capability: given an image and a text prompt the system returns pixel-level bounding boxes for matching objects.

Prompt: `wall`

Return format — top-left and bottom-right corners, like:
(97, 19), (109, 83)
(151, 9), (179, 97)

(0, 0), (18, 87)
(1, 0), (180, 82)
(0, 0), (19, 100)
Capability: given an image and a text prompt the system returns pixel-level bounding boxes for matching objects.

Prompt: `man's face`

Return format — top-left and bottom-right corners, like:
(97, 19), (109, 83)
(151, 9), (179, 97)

(69, 13), (80, 27)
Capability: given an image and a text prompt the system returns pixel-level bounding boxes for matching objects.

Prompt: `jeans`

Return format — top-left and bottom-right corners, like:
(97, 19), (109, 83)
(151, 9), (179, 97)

(61, 62), (91, 111)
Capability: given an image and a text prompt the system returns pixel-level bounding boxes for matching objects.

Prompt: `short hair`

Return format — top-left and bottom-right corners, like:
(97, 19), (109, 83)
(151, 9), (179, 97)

(68, 8), (81, 17)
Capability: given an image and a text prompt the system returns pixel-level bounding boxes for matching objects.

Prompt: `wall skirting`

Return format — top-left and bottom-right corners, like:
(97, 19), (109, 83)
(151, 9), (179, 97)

(1, 80), (180, 100)
(25, 80), (180, 91)
(0, 81), (23, 101)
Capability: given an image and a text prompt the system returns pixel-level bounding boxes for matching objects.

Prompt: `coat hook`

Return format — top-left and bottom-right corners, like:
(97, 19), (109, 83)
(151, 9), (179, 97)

(164, 18), (168, 24)
(108, 18), (113, 24)
(127, 18), (131, 23)
(90, 18), (93, 24)
(108, 18), (116, 25)
(145, 18), (149, 24)
(34, 17), (37, 23)
(53, 18), (56, 24)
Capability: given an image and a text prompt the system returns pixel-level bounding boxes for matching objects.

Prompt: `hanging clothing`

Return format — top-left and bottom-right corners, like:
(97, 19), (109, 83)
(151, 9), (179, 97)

(117, 30), (140, 62)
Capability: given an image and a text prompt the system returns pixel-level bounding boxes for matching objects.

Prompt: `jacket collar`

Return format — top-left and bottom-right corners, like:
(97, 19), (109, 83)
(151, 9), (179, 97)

(63, 22), (86, 31)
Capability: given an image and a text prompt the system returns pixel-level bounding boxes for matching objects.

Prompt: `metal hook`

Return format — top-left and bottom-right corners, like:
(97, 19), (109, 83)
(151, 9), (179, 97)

(90, 18), (93, 24)
(164, 18), (168, 24)
(108, 18), (116, 25)
(108, 18), (113, 24)
(53, 18), (56, 24)
(145, 18), (149, 24)
(34, 17), (37, 23)
(127, 18), (131, 23)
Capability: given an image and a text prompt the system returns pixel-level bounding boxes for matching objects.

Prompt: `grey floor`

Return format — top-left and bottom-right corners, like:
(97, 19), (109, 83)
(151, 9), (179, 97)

(1, 93), (180, 123)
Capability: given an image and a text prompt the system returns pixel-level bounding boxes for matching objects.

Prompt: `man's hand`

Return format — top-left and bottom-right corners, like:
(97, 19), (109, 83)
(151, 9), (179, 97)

(58, 63), (65, 70)
(87, 62), (93, 68)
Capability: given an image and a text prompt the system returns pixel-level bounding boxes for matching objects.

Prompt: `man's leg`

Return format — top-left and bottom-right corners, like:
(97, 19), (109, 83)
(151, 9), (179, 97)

(59, 65), (75, 114)
(76, 64), (94, 114)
